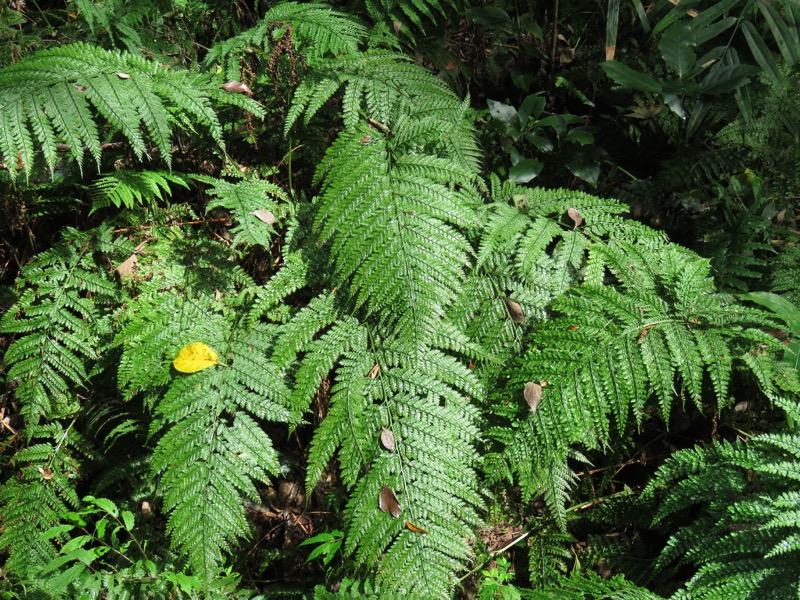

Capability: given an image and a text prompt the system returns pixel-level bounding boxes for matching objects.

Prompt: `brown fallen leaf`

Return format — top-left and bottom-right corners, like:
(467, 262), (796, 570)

(505, 298), (525, 324)
(378, 485), (401, 518)
(116, 253), (138, 278)
(368, 363), (380, 379)
(567, 207), (584, 228)
(405, 520), (428, 534)
(380, 426), (395, 451)
(524, 381), (542, 413)
(221, 80), (250, 94)
(251, 208), (276, 225)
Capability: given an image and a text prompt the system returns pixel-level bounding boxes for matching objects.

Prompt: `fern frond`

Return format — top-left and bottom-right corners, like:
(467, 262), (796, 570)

(0, 43), (265, 176)
(204, 2), (367, 80)
(297, 310), (484, 596)
(527, 522), (575, 587)
(479, 184), (793, 526)
(0, 423), (94, 578)
(90, 169), (190, 211)
(527, 571), (664, 599)
(364, 0), (453, 32)
(648, 415), (800, 598)
(195, 174), (291, 250)
(1, 230), (119, 423)
(311, 123), (477, 345)
(286, 50), (459, 132)
(124, 311), (296, 582)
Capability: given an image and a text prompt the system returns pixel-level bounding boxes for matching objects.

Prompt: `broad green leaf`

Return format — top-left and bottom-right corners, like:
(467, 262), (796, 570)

(691, 16), (737, 46)
(509, 158), (543, 183)
(488, 99), (520, 134)
(518, 94), (546, 125)
(758, 0), (799, 65)
(660, 23), (696, 78)
(606, 0), (620, 60)
(634, 0), (651, 33)
(742, 20), (783, 87)
(740, 292), (800, 334)
(690, 0), (742, 31)
(464, 7), (511, 26)
(565, 148), (603, 185)
(699, 64), (754, 95)
(526, 133), (553, 152)
(602, 61), (662, 93)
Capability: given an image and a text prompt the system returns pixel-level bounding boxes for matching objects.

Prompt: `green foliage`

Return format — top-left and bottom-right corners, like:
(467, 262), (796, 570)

(527, 571), (663, 599)
(0, 227), (120, 424)
(0, 42), (263, 178)
(91, 169), (191, 210)
(0, 1), (798, 598)
(197, 174), (292, 250)
(646, 399), (800, 598)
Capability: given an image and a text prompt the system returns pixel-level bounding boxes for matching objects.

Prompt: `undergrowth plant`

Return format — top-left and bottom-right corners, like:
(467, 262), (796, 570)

(0, 1), (798, 598)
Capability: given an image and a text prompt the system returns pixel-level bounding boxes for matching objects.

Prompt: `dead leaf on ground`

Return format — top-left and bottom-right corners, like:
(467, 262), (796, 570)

(116, 254), (138, 278)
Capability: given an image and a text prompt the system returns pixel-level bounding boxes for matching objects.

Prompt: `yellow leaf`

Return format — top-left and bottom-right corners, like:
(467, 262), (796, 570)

(173, 342), (218, 373)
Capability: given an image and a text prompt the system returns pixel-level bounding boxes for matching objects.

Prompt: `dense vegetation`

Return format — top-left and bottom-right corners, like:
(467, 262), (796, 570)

(0, 0), (798, 597)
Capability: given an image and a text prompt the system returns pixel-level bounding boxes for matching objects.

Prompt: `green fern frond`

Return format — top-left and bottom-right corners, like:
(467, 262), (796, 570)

(286, 50), (459, 132)
(480, 185), (792, 525)
(527, 571), (664, 599)
(0, 43), (265, 177)
(298, 321), (484, 596)
(527, 522), (575, 587)
(648, 407), (800, 598)
(195, 174), (291, 250)
(1, 229), (119, 423)
(364, 0), (453, 32)
(0, 422), (94, 578)
(122, 311), (297, 581)
(311, 123), (477, 345)
(90, 169), (191, 211)
(204, 2), (367, 80)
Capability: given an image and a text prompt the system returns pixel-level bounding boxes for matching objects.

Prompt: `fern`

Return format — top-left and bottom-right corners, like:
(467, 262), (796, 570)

(0, 227), (120, 424)
(527, 571), (664, 599)
(646, 399), (800, 598)
(203, 2), (368, 81)
(113, 232), (302, 583)
(90, 169), (191, 210)
(196, 174), (292, 250)
(364, 0), (454, 33)
(0, 42), (264, 177)
(476, 184), (796, 527)
(0, 227), (122, 577)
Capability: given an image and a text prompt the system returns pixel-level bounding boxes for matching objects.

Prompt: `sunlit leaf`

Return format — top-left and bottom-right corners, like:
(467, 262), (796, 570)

(172, 342), (219, 373)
